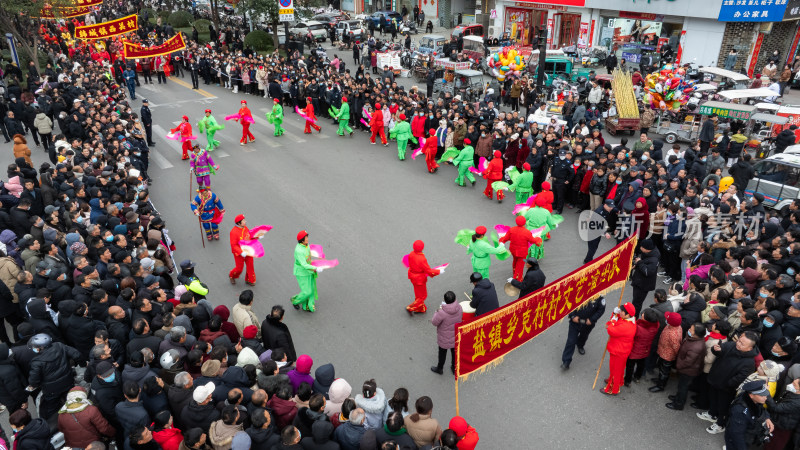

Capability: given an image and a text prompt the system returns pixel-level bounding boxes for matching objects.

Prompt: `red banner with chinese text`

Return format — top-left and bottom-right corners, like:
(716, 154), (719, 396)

(75, 14), (138, 40)
(455, 237), (637, 379)
(37, 5), (95, 19)
(123, 33), (186, 59)
(56, 0), (104, 8)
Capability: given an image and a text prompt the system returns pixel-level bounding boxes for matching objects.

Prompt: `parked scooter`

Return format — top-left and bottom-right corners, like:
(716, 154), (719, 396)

(399, 20), (418, 34)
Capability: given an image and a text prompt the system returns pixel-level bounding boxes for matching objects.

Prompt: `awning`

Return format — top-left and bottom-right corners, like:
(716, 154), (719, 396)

(699, 67), (751, 82)
(754, 102), (780, 111)
(717, 88), (779, 100)
(750, 113), (789, 124)
(692, 83), (717, 92)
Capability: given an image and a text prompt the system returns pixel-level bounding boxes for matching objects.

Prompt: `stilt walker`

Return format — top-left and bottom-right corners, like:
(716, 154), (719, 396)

(170, 115), (194, 160)
(453, 138), (476, 186)
(509, 163), (534, 204)
(198, 109), (223, 151)
(291, 230), (320, 313)
(421, 128), (439, 173)
(229, 214), (256, 286)
(190, 186), (225, 241)
(302, 97), (321, 134)
(482, 150), (506, 202)
(238, 100), (255, 145)
(369, 103), (388, 146)
(334, 97), (354, 136)
(389, 114), (417, 160)
(499, 216), (541, 281)
(266, 99), (285, 136)
(189, 145), (219, 188)
(405, 240), (443, 314)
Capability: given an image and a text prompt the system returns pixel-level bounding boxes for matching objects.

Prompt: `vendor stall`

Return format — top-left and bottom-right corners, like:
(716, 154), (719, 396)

(697, 101), (756, 121)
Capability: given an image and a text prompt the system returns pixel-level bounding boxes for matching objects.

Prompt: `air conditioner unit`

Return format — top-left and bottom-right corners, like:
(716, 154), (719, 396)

(488, 25), (497, 37)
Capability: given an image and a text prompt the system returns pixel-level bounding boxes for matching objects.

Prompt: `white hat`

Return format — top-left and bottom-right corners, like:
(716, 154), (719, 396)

(454, 95), (462, 101)
(192, 382), (215, 403)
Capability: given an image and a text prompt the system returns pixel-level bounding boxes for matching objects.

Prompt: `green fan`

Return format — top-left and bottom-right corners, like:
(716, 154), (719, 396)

(507, 167), (521, 184)
(454, 228), (475, 248)
(437, 147), (460, 164)
(197, 120), (206, 133)
(491, 181), (510, 191)
(208, 123), (225, 132)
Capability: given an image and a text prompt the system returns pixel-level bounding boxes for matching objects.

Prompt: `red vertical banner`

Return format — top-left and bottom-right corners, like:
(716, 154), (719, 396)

(748, 33), (765, 78)
(675, 29), (687, 66)
(787, 23), (800, 66)
(546, 17), (554, 49)
(589, 19), (595, 48)
(578, 21), (589, 48)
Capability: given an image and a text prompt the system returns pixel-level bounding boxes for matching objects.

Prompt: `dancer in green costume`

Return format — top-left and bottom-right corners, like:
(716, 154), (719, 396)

(265, 99), (285, 136)
(197, 109), (223, 151)
(291, 230), (319, 312)
(509, 162), (534, 204)
(334, 97), (354, 136)
(389, 113), (417, 160)
(452, 139), (476, 186)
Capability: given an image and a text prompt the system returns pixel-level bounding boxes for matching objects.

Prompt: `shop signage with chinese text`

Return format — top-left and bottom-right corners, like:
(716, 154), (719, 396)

(698, 104), (753, 120)
(784, 0), (800, 20)
(512, 0), (585, 5)
(512, 2), (567, 10)
(718, 0), (789, 22)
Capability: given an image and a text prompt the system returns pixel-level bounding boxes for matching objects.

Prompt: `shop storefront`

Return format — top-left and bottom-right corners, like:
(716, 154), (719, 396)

(500, 2), (585, 48)
(597, 12), (684, 66)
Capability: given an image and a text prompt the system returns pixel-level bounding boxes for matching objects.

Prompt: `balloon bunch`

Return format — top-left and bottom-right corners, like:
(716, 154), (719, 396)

(642, 64), (696, 111)
(487, 47), (526, 82)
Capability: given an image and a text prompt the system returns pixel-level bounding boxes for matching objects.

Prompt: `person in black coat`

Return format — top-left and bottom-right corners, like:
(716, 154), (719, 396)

(509, 258), (545, 299)
(0, 343), (29, 412)
(469, 272), (499, 317)
(4, 111), (25, 137)
(561, 296), (606, 370)
(724, 381), (772, 449)
(116, 381), (151, 450)
(28, 334), (81, 420)
(9, 198), (32, 239)
(8, 410), (52, 450)
(261, 305), (297, 364)
(706, 332), (760, 432)
(630, 239), (660, 317)
(140, 100), (154, 146)
(776, 127), (797, 153)
(729, 154), (755, 195)
(90, 360), (124, 428)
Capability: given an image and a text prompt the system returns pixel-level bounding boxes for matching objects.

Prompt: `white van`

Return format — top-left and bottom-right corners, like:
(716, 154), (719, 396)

(745, 151), (800, 212)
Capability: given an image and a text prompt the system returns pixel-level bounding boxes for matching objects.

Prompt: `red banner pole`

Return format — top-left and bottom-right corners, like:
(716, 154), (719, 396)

(591, 276), (628, 390)
(454, 378), (460, 416)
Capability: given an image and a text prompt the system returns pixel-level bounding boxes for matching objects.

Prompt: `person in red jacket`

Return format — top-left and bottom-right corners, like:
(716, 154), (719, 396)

(482, 150), (506, 202)
(370, 103), (387, 145)
(238, 100), (256, 145)
(623, 308), (660, 386)
(411, 111), (426, 142)
(170, 115), (193, 160)
(151, 410), (184, 450)
(579, 162), (594, 211)
(406, 240), (442, 314)
(448, 416), (479, 450)
(603, 302), (637, 395)
(303, 96), (321, 134)
(422, 128), (439, 173)
(229, 214), (256, 286)
(499, 215), (540, 281)
(538, 181), (554, 213)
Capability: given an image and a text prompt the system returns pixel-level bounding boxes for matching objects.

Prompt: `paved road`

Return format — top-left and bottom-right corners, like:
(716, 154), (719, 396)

(0, 69), (728, 449)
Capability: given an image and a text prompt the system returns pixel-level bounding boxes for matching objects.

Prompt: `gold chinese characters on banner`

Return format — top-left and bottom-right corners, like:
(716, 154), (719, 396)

(75, 14), (138, 40)
(123, 33), (187, 59)
(37, 5), (95, 19)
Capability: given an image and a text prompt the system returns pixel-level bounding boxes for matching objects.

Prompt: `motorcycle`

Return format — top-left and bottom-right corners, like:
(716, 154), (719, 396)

(400, 48), (413, 69)
(579, 46), (608, 67)
(399, 20), (418, 35)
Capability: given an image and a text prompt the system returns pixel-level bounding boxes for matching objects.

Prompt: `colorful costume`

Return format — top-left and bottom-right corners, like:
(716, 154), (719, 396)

(334, 97), (353, 136)
(369, 104), (387, 145)
(421, 129), (439, 173)
(198, 110), (223, 151)
(389, 114), (417, 160)
(538, 182), (555, 212)
(190, 188), (224, 241)
(603, 304), (637, 395)
(189, 146), (219, 188)
(229, 215), (256, 285)
(499, 216), (541, 281)
(467, 226), (508, 279)
(291, 231), (319, 312)
(303, 97), (321, 134)
(483, 151), (505, 201)
(453, 140), (476, 186)
(510, 163), (534, 204)
(406, 240), (441, 313)
(170, 116), (193, 160)
(266, 100), (285, 136)
(239, 101), (255, 145)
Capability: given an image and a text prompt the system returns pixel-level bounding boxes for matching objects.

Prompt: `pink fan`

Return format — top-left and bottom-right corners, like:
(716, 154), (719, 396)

(241, 116), (255, 124)
(309, 244), (325, 259)
(240, 240), (265, 258)
(512, 194), (538, 215)
(478, 157), (488, 173)
(494, 224), (510, 238)
(411, 148), (423, 160)
(402, 254), (410, 268)
(530, 225), (547, 239)
(468, 166), (482, 175)
(310, 259), (339, 269)
(295, 106), (318, 124)
(250, 225), (273, 239)
(166, 132), (178, 140)
(432, 263), (449, 271)
(180, 135), (197, 142)
(360, 118), (370, 127)
(224, 114), (241, 121)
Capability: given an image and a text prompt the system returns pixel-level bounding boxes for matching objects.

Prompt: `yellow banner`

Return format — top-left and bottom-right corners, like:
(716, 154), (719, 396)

(123, 33), (187, 59)
(75, 14), (138, 40)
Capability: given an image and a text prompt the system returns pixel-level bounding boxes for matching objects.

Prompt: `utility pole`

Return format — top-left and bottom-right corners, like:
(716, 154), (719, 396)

(535, 27), (547, 102)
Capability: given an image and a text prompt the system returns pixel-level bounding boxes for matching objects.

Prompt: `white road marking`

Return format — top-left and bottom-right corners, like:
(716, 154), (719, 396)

(149, 148), (173, 169)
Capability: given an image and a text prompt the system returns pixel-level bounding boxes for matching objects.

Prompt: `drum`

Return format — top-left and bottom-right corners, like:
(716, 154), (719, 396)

(504, 281), (520, 297)
(460, 300), (476, 321)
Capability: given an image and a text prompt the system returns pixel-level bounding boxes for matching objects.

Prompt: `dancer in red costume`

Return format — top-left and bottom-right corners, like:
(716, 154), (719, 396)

(369, 103), (387, 145)
(229, 214), (256, 286)
(603, 302), (637, 395)
(406, 240), (442, 314)
(303, 97), (321, 134)
(239, 100), (255, 145)
(421, 129), (439, 173)
(499, 216), (541, 281)
(538, 181), (554, 213)
(482, 150), (505, 202)
(170, 116), (193, 160)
